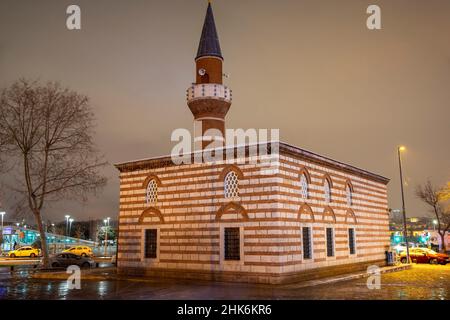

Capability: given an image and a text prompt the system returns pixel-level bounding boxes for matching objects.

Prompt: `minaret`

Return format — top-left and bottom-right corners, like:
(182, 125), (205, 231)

(187, 2), (232, 150)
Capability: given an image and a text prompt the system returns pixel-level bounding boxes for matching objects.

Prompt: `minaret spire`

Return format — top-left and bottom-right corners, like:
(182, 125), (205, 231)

(196, 2), (223, 60)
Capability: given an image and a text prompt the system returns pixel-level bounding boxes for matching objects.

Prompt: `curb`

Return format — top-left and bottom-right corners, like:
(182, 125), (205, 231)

(280, 264), (412, 289)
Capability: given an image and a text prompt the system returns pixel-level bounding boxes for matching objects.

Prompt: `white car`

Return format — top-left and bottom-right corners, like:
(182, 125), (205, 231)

(393, 242), (416, 254)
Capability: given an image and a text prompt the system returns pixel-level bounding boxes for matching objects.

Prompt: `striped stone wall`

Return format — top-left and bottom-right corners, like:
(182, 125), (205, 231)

(116, 147), (389, 283)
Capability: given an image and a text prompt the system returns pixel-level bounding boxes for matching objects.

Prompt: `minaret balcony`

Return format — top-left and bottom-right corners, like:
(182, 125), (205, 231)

(186, 83), (232, 104)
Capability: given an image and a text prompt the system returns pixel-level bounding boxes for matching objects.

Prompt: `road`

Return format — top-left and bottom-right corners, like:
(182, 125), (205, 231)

(0, 256), (112, 267)
(0, 264), (449, 300)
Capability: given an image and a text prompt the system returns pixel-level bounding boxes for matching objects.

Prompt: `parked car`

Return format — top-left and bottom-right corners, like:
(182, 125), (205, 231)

(49, 253), (96, 269)
(8, 246), (41, 258)
(63, 246), (93, 257)
(400, 248), (449, 265)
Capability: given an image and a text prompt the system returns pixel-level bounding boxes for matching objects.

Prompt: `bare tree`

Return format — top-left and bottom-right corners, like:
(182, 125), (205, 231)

(73, 224), (86, 240)
(0, 79), (107, 266)
(416, 180), (450, 252)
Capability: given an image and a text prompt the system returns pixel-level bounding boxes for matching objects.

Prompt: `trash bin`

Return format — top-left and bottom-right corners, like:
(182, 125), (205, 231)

(385, 251), (395, 266)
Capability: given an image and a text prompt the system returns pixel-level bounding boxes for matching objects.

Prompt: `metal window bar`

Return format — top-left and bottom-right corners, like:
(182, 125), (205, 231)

(302, 227), (312, 259)
(145, 229), (157, 259)
(326, 228), (334, 257)
(348, 228), (356, 255)
(224, 228), (240, 260)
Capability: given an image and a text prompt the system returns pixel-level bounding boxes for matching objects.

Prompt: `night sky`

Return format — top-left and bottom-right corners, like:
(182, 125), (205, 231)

(0, 0), (449, 222)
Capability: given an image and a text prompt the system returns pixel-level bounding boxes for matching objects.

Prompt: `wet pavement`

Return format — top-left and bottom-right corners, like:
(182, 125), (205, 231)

(0, 264), (449, 300)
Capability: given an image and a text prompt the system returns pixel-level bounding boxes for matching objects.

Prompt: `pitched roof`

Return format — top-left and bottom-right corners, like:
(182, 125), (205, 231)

(196, 3), (223, 60)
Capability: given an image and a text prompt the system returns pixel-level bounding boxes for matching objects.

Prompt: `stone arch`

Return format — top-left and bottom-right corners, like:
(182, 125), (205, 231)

(298, 203), (315, 222)
(322, 206), (336, 223)
(322, 173), (334, 188)
(298, 166), (312, 184)
(138, 207), (164, 224)
(345, 208), (358, 225)
(142, 174), (162, 188)
(218, 164), (244, 181)
(344, 179), (354, 192)
(216, 202), (249, 222)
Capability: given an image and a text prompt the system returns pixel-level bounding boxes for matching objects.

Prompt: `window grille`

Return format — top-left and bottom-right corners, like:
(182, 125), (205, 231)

(346, 184), (352, 206)
(145, 229), (157, 259)
(324, 180), (331, 203)
(300, 174), (308, 200)
(326, 227), (334, 257)
(224, 171), (239, 198)
(224, 227), (240, 260)
(349, 228), (356, 255)
(146, 179), (158, 205)
(302, 227), (312, 259)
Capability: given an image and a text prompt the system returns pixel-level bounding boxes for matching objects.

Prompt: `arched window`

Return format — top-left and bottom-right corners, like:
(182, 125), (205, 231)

(300, 174), (309, 200)
(224, 171), (239, 198)
(146, 179), (158, 205)
(346, 184), (352, 207)
(324, 179), (331, 203)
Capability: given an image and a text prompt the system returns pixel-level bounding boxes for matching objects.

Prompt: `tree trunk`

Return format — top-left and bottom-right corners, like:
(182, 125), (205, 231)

(439, 232), (446, 253)
(34, 210), (49, 268)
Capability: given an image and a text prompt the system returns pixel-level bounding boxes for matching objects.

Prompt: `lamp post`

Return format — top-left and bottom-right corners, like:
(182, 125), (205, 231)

(103, 219), (108, 256)
(68, 218), (74, 238)
(65, 215), (70, 236)
(0, 212), (5, 252)
(0, 211), (5, 232)
(397, 145), (410, 264)
(433, 219), (438, 231)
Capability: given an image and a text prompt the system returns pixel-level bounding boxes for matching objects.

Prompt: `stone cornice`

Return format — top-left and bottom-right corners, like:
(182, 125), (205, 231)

(114, 142), (390, 185)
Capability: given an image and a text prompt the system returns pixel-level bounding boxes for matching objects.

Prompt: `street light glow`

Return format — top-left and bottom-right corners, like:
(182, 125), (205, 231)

(399, 146), (406, 152)
(0, 211), (5, 232)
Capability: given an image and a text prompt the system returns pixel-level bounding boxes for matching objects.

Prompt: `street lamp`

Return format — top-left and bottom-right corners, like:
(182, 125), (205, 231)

(433, 219), (438, 231)
(65, 215), (70, 236)
(68, 218), (74, 237)
(397, 145), (410, 264)
(103, 219), (108, 256)
(0, 211), (5, 232)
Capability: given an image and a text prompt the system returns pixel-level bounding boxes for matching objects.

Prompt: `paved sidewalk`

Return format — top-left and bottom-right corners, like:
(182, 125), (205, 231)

(31, 264), (411, 289)
(3, 264), (449, 299)
(279, 264), (411, 289)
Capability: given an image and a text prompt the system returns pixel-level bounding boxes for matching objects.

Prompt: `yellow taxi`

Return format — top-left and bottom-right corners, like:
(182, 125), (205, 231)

(9, 246), (41, 258)
(63, 246), (93, 257)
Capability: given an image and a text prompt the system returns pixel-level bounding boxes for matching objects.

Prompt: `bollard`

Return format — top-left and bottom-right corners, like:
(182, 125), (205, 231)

(10, 265), (14, 272)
